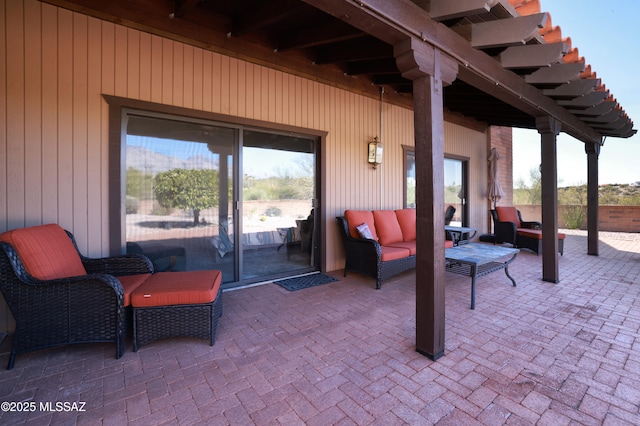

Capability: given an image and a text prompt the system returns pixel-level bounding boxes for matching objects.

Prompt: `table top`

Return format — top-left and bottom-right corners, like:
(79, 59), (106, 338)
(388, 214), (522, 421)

(445, 243), (519, 265)
(445, 225), (477, 233)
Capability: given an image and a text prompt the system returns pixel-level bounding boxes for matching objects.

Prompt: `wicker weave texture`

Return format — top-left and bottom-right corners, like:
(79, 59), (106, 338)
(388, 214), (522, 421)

(0, 239), (130, 369)
(133, 287), (223, 351)
(337, 216), (416, 289)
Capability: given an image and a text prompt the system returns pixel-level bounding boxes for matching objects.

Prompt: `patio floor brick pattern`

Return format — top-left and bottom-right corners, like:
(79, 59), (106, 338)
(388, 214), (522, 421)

(0, 230), (639, 424)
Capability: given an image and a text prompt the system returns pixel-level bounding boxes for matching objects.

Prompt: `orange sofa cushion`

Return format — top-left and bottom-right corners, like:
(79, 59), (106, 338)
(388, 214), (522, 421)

(130, 270), (222, 308)
(380, 246), (411, 262)
(495, 207), (521, 227)
(395, 208), (416, 241)
(0, 224), (87, 280)
(117, 273), (152, 306)
(373, 210), (404, 245)
(386, 241), (417, 256)
(344, 210), (377, 240)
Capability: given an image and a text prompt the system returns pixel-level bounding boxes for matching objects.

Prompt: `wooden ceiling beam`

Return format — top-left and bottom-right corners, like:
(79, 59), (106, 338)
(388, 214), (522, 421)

(453, 13), (548, 49)
(569, 101), (616, 117)
(525, 62), (585, 86)
(581, 109), (623, 124)
(173, 0), (200, 18)
(429, 0), (501, 21)
(302, 0), (602, 142)
(543, 78), (600, 99)
(557, 91), (609, 109)
(499, 42), (567, 69)
(347, 59), (399, 75)
(230, 0), (302, 37)
(276, 20), (364, 51)
(313, 38), (392, 64)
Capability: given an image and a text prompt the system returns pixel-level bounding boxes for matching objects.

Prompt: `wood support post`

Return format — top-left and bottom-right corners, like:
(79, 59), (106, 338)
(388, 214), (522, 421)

(586, 142), (601, 256)
(536, 116), (561, 283)
(394, 38), (457, 360)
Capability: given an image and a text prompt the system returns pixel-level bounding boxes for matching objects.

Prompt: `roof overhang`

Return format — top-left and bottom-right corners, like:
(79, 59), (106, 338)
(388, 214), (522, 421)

(41, 0), (635, 144)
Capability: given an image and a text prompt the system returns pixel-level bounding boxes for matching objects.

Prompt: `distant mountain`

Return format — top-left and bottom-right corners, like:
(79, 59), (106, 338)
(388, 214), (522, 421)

(126, 145), (219, 175)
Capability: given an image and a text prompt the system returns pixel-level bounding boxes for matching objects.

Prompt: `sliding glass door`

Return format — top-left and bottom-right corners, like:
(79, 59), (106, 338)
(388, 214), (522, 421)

(124, 112), (317, 287)
(241, 130), (316, 281)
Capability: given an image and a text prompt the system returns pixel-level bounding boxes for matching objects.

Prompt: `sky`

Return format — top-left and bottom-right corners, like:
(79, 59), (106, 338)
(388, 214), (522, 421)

(512, 0), (640, 187)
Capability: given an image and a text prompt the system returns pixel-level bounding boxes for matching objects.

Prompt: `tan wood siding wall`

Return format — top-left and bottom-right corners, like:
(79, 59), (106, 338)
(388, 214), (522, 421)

(1, 0), (489, 331)
(444, 121), (490, 236)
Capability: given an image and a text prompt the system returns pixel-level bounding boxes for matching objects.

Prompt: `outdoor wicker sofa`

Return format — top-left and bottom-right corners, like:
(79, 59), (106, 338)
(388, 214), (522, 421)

(337, 209), (453, 289)
(0, 224), (223, 369)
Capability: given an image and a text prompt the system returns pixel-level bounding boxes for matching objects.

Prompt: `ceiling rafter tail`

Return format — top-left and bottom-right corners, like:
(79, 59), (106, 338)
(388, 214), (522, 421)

(305, 0), (605, 143)
(277, 21), (364, 51)
(313, 38), (393, 64)
(347, 59), (399, 76)
(429, 0), (501, 21)
(458, 13), (548, 49)
(499, 42), (567, 69)
(173, 0), (200, 18)
(230, 0), (303, 37)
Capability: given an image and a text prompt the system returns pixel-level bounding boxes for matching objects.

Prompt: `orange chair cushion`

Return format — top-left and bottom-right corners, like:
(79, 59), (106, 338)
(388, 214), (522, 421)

(380, 246), (411, 262)
(373, 210), (404, 245)
(117, 273), (152, 306)
(395, 208), (416, 241)
(130, 270), (222, 308)
(344, 210), (377, 240)
(495, 207), (521, 227)
(517, 229), (566, 240)
(0, 224), (87, 280)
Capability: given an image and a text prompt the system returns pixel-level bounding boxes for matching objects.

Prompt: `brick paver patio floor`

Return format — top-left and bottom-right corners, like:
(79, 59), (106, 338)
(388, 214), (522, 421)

(1, 231), (639, 425)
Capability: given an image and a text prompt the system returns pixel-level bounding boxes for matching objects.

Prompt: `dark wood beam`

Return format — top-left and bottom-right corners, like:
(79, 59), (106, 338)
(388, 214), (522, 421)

(429, 0), (502, 21)
(543, 78), (600, 99)
(302, 0), (604, 143)
(230, 0), (302, 37)
(499, 43), (568, 69)
(313, 38), (393, 64)
(277, 20), (364, 51)
(347, 59), (399, 75)
(537, 116), (561, 283)
(173, 0), (200, 18)
(394, 38), (458, 360)
(454, 13), (548, 49)
(585, 142), (600, 256)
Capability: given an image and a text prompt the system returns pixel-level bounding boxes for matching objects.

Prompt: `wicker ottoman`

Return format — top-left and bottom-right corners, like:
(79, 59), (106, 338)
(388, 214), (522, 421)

(130, 270), (223, 351)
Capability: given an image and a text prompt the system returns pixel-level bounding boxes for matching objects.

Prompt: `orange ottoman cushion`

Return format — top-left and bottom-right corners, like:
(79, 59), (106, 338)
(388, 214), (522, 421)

(117, 273), (152, 306)
(131, 270), (222, 308)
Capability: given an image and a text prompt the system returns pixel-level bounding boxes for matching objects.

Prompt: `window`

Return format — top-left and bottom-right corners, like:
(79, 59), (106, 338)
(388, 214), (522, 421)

(403, 147), (468, 226)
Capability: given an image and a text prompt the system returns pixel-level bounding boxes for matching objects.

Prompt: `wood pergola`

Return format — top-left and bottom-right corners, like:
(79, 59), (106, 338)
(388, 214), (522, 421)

(43, 0), (635, 359)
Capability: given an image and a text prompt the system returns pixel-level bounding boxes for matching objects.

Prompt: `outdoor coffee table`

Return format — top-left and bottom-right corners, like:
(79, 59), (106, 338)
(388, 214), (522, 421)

(445, 243), (519, 309)
(445, 225), (477, 245)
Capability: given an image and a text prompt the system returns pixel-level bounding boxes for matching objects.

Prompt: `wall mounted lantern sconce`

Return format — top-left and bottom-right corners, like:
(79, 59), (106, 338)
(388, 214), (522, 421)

(367, 136), (383, 170)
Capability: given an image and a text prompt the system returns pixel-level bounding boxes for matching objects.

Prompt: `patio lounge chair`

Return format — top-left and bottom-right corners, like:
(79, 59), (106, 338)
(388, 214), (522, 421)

(0, 224), (154, 368)
(0, 223), (222, 369)
(491, 207), (565, 255)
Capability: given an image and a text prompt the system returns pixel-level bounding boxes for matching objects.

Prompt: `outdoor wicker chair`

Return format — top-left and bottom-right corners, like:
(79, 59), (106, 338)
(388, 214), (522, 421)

(0, 224), (154, 369)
